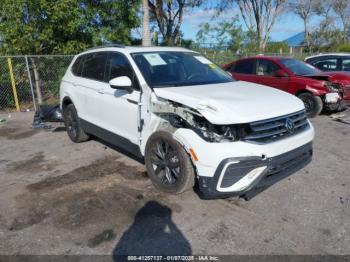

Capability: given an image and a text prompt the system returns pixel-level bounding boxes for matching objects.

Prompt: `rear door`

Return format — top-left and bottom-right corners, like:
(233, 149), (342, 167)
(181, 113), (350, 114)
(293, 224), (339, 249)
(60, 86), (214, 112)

(229, 59), (257, 82)
(78, 52), (109, 127)
(66, 55), (87, 118)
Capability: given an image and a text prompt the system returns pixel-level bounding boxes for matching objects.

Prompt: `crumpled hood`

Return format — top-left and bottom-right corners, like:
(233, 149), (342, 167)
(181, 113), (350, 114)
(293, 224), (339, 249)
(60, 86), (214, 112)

(153, 81), (304, 124)
(304, 71), (350, 82)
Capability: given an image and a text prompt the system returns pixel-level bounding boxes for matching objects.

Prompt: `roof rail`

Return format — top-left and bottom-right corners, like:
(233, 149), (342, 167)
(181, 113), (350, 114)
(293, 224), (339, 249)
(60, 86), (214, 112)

(87, 44), (125, 51)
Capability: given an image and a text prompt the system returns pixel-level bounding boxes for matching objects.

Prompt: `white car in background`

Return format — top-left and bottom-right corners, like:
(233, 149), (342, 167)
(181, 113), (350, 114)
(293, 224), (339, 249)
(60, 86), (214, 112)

(60, 45), (314, 199)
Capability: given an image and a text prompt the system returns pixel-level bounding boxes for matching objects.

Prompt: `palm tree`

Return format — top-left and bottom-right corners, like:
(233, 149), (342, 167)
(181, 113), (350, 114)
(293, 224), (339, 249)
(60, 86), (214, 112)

(142, 0), (151, 46)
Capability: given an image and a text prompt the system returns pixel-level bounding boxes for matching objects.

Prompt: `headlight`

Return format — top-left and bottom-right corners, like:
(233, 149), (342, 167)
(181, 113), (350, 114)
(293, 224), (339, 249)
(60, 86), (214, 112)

(195, 122), (248, 143)
(324, 81), (340, 92)
(154, 100), (248, 143)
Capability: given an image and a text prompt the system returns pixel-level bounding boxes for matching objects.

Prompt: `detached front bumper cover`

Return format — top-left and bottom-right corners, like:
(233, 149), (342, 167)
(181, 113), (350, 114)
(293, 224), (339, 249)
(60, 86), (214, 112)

(198, 142), (313, 199)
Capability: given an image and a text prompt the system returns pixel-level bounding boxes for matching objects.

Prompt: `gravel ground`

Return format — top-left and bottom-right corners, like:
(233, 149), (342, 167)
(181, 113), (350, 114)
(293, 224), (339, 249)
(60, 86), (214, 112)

(0, 110), (349, 256)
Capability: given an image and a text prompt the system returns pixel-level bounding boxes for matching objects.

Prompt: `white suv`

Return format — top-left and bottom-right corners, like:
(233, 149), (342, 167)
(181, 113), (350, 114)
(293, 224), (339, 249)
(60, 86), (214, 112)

(60, 45), (314, 199)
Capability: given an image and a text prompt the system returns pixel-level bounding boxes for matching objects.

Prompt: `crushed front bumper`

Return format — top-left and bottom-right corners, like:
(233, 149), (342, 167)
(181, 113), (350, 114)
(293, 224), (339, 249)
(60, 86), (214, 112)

(324, 92), (347, 111)
(197, 142), (313, 199)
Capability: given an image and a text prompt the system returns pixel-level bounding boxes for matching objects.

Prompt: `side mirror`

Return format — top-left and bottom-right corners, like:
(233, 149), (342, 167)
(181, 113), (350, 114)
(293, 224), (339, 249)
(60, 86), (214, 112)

(275, 69), (288, 78)
(109, 76), (133, 93)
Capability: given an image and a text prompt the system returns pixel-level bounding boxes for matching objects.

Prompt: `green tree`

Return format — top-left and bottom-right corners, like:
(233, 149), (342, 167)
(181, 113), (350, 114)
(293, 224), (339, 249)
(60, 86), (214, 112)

(148, 0), (204, 46)
(332, 0), (350, 43)
(196, 17), (244, 51)
(336, 43), (350, 52)
(216, 0), (287, 52)
(0, 0), (140, 106)
(0, 0), (140, 55)
(265, 41), (289, 53)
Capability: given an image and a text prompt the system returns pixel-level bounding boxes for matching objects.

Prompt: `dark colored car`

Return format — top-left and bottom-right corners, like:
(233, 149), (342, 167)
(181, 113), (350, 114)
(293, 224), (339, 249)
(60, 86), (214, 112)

(223, 56), (349, 117)
(305, 53), (350, 72)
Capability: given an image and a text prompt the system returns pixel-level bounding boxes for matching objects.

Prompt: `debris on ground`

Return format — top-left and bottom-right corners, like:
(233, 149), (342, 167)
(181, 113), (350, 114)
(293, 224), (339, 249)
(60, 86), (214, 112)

(0, 118), (6, 124)
(330, 112), (350, 124)
(32, 105), (63, 129)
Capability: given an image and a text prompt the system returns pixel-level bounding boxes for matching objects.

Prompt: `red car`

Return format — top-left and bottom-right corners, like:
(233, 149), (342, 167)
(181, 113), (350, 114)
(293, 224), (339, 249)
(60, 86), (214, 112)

(223, 56), (350, 117)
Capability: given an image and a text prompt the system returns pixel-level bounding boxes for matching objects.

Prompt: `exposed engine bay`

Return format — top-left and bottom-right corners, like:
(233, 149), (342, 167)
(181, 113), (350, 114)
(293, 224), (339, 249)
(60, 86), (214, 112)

(151, 98), (248, 143)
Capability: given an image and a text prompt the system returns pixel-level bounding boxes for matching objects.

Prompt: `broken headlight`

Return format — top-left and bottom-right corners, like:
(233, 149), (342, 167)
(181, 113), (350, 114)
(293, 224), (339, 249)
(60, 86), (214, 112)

(324, 81), (340, 92)
(193, 117), (248, 143)
(153, 100), (248, 143)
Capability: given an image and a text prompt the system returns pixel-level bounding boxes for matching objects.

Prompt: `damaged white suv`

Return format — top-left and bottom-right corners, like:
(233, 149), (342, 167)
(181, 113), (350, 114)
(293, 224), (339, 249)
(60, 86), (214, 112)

(60, 45), (314, 198)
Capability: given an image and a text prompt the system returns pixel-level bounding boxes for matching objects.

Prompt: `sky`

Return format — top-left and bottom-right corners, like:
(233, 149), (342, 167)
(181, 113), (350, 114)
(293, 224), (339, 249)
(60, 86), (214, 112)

(180, 5), (321, 42)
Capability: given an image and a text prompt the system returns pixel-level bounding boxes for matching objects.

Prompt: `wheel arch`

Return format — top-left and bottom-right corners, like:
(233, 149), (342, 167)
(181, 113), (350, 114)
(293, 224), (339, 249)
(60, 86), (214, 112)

(145, 128), (199, 175)
(295, 89), (314, 97)
(61, 96), (74, 110)
(144, 129), (196, 193)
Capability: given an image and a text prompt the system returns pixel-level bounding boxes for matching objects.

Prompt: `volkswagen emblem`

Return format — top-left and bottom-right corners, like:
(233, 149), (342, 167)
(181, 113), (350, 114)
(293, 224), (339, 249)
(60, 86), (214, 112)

(285, 118), (295, 133)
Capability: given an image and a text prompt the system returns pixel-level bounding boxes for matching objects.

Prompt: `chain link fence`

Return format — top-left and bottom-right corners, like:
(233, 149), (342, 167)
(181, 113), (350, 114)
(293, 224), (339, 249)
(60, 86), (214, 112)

(0, 55), (73, 112)
(0, 51), (308, 112)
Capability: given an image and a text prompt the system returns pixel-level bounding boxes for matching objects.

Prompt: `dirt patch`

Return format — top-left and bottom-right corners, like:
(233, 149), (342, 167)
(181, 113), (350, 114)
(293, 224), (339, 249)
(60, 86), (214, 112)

(8, 157), (169, 235)
(6, 152), (59, 174)
(0, 214), (6, 230)
(27, 156), (148, 192)
(10, 183), (170, 233)
(207, 222), (231, 243)
(8, 209), (49, 231)
(223, 197), (247, 208)
(0, 126), (39, 140)
(318, 228), (332, 237)
(87, 229), (116, 247)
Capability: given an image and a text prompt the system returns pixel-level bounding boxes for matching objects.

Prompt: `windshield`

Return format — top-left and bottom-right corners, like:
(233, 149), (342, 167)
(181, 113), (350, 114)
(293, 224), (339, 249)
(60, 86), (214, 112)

(131, 52), (233, 87)
(279, 58), (321, 76)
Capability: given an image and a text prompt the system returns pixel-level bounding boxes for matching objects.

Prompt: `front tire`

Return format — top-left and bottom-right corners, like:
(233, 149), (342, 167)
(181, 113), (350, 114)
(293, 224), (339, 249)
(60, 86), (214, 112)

(145, 131), (195, 194)
(63, 104), (90, 143)
(297, 92), (323, 118)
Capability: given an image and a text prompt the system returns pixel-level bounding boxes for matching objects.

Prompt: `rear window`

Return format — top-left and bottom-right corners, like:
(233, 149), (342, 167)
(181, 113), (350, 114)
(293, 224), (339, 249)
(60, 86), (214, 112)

(81, 52), (108, 82)
(233, 59), (255, 74)
(312, 58), (338, 71)
(71, 56), (83, 76)
(342, 58), (350, 71)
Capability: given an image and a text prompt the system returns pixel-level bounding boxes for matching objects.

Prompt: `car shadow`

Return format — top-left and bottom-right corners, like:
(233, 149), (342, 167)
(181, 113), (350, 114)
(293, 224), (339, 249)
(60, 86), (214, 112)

(113, 201), (191, 261)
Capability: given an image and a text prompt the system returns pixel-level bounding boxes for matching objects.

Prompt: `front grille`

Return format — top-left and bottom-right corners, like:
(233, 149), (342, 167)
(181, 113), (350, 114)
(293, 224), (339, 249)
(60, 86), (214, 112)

(245, 110), (309, 143)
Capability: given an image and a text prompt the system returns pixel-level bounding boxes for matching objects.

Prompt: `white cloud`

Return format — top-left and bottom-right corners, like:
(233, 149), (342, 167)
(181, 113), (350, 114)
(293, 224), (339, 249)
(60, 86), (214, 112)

(183, 8), (238, 27)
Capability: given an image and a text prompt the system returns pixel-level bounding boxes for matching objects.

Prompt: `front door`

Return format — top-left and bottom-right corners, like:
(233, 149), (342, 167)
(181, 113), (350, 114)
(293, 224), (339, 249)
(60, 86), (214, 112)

(255, 59), (290, 92)
(96, 52), (141, 145)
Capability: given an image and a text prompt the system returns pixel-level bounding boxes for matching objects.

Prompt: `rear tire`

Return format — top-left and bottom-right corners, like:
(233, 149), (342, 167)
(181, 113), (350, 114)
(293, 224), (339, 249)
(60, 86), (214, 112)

(145, 131), (195, 194)
(297, 92), (323, 118)
(63, 104), (90, 143)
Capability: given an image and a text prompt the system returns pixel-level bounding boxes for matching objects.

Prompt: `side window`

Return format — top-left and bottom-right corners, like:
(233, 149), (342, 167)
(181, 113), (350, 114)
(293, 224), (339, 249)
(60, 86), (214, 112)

(107, 53), (140, 90)
(81, 52), (108, 81)
(71, 56), (83, 76)
(341, 58), (350, 71)
(256, 59), (281, 76)
(233, 59), (255, 74)
(312, 58), (338, 71)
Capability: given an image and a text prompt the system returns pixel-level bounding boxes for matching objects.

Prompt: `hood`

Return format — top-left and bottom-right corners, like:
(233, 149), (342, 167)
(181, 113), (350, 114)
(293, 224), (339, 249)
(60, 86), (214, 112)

(304, 71), (350, 82)
(153, 81), (305, 124)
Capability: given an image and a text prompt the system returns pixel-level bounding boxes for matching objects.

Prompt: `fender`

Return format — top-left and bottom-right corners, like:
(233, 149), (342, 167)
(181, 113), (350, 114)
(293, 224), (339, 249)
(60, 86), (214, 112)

(305, 86), (327, 96)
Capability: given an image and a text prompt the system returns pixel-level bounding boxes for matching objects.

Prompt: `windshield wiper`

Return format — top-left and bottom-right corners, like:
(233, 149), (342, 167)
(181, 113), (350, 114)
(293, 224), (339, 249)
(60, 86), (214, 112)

(152, 84), (181, 88)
